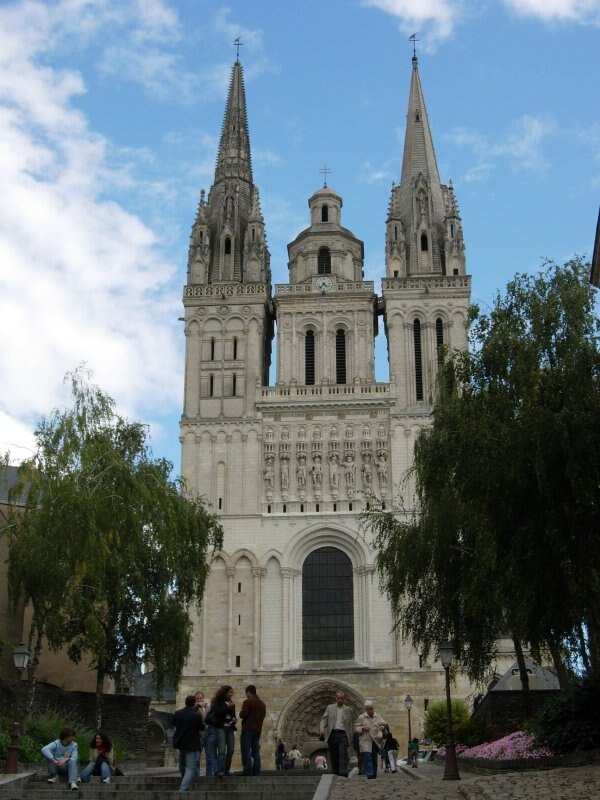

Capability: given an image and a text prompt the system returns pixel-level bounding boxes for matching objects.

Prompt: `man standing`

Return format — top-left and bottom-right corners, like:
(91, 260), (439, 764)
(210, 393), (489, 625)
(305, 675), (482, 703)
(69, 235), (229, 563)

(239, 684), (267, 776)
(319, 690), (354, 777)
(172, 695), (205, 793)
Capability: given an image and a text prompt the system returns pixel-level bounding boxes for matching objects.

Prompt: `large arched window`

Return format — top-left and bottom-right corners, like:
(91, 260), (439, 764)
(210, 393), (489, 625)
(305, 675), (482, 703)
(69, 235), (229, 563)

(302, 546), (354, 661)
(336, 329), (346, 384)
(305, 330), (315, 385)
(413, 319), (423, 401)
(317, 247), (331, 274)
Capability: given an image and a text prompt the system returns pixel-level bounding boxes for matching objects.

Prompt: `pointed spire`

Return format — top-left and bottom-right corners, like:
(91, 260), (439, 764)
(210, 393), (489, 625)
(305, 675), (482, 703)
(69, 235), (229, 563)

(215, 59), (253, 185)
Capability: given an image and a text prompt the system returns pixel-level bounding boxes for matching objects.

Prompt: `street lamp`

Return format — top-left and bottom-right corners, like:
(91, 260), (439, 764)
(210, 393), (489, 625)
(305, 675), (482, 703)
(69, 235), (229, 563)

(439, 640), (461, 781)
(4, 643), (30, 775)
(404, 694), (413, 757)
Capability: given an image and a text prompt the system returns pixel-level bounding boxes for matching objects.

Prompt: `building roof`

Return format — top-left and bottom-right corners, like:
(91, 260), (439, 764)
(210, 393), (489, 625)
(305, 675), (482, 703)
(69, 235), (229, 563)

(492, 656), (560, 691)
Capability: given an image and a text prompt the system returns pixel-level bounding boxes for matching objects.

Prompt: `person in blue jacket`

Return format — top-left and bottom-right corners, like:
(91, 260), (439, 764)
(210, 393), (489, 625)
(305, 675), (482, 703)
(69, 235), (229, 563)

(41, 727), (79, 790)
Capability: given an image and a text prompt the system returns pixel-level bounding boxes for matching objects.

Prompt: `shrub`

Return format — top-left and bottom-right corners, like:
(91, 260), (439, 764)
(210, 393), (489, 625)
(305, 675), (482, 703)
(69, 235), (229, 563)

(526, 675), (600, 755)
(423, 699), (470, 746)
(459, 731), (554, 760)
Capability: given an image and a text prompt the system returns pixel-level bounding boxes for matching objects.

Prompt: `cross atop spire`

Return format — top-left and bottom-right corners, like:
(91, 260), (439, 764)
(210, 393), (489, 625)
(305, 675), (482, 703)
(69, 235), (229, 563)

(319, 164), (331, 188)
(233, 37), (243, 60)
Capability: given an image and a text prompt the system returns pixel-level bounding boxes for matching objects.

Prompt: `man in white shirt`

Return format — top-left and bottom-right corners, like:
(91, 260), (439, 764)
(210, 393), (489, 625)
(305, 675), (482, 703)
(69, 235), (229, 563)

(319, 690), (354, 777)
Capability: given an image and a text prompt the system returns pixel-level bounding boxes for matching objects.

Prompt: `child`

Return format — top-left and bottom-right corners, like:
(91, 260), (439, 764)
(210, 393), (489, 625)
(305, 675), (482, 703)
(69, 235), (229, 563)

(41, 727), (79, 790)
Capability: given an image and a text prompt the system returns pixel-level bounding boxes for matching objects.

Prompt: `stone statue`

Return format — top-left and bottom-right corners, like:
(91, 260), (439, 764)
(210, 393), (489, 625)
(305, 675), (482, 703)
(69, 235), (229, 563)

(329, 453), (340, 489)
(263, 458), (274, 490)
(362, 454), (372, 487)
(281, 459), (289, 490)
(310, 455), (322, 488)
(344, 453), (355, 488)
(377, 453), (388, 486)
(297, 455), (307, 489)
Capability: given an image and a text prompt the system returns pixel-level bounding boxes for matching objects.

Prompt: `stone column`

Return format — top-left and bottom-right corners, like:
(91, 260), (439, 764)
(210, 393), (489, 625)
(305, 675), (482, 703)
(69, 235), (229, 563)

(252, 567), (266, 670)
(226, 567), (235, 672)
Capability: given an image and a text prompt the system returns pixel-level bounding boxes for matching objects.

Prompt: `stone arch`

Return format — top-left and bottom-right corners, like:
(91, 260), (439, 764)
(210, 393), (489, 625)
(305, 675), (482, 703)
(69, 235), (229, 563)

(284, 523), (372, 572)
(230, 548), (259, 569)
(275, 679), (364, 753)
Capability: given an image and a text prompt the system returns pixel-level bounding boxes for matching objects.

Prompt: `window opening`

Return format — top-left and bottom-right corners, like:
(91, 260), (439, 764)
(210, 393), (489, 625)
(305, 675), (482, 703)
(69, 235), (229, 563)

(225, 237), (231, 255)
(302, 546), (354, 660)
(317, 247), (331, 274)
(305, 331), (315, 385)
(209, 374), (214, 397)
(232, 373), (237, 396)
(336, 329), (346, 384)
(321, 205), (329, 222)
(238, 583), (241, 593)
(414, 319), (423, 401)
(420, 232), (429, 251)
(436, 318), (444, 360)
(235, 655), (240, 667)
(210, 338), (215, 360)
(233, 337), (238, 359)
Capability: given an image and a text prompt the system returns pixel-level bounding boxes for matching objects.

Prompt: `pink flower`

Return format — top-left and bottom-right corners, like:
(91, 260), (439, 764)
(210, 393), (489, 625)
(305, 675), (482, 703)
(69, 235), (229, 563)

(448, 731), (554, 761)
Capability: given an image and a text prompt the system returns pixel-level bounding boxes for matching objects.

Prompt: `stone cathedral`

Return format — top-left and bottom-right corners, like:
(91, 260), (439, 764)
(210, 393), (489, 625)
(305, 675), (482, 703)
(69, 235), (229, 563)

(178, 53), (482, 754)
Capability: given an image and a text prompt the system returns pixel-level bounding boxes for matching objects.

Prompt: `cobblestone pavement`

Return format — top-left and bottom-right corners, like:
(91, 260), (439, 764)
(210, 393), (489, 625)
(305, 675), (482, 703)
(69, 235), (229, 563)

(327, 763), (600, 800)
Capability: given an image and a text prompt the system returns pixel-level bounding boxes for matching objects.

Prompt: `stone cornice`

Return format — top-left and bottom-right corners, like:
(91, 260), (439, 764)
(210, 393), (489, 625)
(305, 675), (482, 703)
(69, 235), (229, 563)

(382, 275), (471, 291)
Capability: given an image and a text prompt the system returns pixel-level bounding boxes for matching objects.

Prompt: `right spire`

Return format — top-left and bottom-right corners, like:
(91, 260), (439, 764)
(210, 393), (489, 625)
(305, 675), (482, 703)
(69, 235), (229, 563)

(386, 55), (466, 278)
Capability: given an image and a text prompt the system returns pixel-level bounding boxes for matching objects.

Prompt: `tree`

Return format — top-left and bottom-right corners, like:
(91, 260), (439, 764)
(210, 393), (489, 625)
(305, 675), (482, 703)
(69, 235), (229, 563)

(363, 258), (600, 690)
(1, 367), (223, 724)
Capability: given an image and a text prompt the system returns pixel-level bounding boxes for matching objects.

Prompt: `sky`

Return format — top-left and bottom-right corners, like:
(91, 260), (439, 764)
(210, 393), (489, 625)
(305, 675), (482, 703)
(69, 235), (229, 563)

(0, 0), (599, 474)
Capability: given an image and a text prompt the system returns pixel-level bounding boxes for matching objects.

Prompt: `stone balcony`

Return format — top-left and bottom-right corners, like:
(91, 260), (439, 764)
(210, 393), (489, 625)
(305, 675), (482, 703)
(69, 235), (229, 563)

(256, 381), (395, 411)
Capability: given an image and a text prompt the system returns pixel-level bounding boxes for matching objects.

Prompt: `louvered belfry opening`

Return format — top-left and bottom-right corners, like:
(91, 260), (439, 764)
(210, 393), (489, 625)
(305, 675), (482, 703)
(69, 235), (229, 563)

(336, 329), (346, 384)
(436, 317), (444, 360)
(317, 247), (331, 274)
(305, 330), (315, 385)
(413, 319), (423, 401)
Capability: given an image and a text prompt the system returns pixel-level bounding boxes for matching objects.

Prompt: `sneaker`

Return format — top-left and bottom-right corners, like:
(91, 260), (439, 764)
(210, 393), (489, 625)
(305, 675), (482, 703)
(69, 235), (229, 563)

(69, 782), (79, 790)
(47, 776), (57, 783)
(102, 777), (111, 783)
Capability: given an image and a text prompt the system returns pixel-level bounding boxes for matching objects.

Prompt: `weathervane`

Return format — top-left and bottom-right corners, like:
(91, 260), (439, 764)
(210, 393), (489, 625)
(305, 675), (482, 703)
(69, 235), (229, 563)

(233, 37), (243, 60)
(409, 32), (419, 58)
(319, 164), (331, 188)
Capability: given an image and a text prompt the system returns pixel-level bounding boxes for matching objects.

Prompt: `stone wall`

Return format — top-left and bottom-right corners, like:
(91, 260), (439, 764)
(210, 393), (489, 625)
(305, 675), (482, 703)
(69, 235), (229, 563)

(473, 689), (560, 730)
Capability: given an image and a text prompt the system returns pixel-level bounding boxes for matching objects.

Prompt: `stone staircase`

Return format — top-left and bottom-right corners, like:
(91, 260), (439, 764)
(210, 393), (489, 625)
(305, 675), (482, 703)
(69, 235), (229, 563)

(0, 770), (326, 800)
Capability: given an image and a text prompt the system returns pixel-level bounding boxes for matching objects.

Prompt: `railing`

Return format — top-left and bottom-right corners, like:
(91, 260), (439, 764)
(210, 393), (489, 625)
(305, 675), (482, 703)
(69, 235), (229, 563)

(184, 282), (267, 297)
(275, 281), (375, 294)
(382, 275), (471, 290)
(258, 382), (393, 400)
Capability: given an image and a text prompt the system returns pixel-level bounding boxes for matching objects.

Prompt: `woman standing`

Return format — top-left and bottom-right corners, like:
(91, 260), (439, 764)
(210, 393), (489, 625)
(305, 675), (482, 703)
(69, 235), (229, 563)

(79, 731), (115, 784)
(205, 685), (234, 777)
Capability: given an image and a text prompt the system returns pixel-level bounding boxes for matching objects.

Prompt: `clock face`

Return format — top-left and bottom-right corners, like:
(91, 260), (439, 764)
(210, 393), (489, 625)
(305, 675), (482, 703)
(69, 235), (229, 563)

(316, 276), (333, 292)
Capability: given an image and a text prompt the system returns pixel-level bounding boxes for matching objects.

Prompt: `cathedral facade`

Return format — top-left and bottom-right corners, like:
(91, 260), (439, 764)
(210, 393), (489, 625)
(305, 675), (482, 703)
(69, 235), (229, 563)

(178, 54), (479, 753)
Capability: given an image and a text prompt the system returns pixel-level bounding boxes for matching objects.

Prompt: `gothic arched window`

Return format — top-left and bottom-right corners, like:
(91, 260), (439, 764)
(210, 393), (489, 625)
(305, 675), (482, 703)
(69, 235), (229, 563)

(305, 330), (315, 385)
(420, 232), (429, 251)
(225, 237), (232, 255)
(317, 247), (331, 274)
(321, 205), (329, 222)
(302, 546), (354, 661)
(414, 319), (423, 401)
(336, 329), (346, 385)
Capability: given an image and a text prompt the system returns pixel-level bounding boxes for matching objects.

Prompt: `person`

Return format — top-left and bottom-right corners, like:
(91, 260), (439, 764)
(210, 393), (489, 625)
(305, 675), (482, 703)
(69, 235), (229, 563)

(354, 700), (387, 780)
(223, 691), (237, 775)
(288, 745), (301, 767)
(204, 685), (234, 777)
(352, 730), (364, 775)
(385, 731), (400, 773)
(78, 730), (115, 784)
(409, 736), (420, 768)
(239, 684), (267, 776)
(41, 727), (79, 791)
(193, 691), (208, 777)
(171, 694), (205, 793)
(319, 689), (354, 778)
(275, 738), (286, 770)
(314, 753), (327, 769)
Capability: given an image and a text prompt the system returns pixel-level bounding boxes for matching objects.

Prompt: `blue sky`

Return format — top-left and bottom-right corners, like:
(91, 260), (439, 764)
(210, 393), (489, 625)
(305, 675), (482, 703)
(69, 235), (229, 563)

(0, 0), (598, 474)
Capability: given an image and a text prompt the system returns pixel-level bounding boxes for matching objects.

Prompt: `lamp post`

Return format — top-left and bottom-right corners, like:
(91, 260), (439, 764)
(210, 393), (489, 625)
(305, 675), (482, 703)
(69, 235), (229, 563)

(404, 694), (413, 758)
(439, 640), (460, 781)
(4, 643), (30, 775)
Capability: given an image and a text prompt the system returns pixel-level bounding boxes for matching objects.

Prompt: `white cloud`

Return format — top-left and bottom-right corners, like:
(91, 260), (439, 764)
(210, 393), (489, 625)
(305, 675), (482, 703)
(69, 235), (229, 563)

(447, 115), (554, 178)
(363, 0), (463, 48)
(0, 1), (183, 462)
(501, 0), (600, 25)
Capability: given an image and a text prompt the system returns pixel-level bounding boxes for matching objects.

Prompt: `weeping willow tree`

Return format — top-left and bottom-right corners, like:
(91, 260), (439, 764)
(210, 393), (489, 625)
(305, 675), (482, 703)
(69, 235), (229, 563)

(363, 257), (600, 693)
(1, 367), (222, 725)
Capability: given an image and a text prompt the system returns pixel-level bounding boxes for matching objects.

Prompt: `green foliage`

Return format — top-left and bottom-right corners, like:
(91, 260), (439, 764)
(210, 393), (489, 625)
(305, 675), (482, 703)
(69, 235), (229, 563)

(423, 699), (470, 746)
(527, 676), (600, 754)
(1, 366), (223, 720)
(0, 709), (95, 763)
(363, 258), (600, 684)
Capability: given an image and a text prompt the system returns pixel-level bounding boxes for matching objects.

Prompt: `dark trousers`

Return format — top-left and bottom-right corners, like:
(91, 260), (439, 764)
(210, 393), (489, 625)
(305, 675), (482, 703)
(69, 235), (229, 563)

(328, 730), (349, 776)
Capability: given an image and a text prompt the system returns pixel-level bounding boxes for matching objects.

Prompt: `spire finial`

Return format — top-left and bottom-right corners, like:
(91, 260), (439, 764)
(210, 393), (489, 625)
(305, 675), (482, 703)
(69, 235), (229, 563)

(233, 37), (243, 60)
(409, 32), (419, 61)
(319, 164), (331, 188)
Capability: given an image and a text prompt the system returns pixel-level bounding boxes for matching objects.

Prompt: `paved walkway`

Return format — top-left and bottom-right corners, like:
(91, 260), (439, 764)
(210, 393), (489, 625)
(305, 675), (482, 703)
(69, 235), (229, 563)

(327, 762), (600, 800)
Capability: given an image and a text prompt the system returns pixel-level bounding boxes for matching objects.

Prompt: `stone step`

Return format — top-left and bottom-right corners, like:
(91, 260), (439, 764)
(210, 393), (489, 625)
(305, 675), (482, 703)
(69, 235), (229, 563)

(1, 773), (323, 800)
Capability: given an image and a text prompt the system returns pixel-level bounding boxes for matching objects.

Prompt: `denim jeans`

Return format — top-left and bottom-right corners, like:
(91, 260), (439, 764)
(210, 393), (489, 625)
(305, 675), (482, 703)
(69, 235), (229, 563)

(178, 749), (196, 792)
(79, 759), (112, 782)
(204, 725), (226, 776)
(363, 742), (379, 779)
(46, 759), (78, 784)
(241, 730), (261, 775)
(224, 726), (235, 775)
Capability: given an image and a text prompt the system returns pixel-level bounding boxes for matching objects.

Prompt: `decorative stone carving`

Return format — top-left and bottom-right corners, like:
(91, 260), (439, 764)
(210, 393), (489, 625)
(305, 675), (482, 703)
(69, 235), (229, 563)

(263, 455), (274, 493)
(344, 452), (355, 495)
(310, 454), (322, 489)
(377, 453), (388, 488)
(362, 452), (372, 489)
(280, 458), (290, 491)
(329, 452), (340, 491)
(297, 454), (307, 490)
